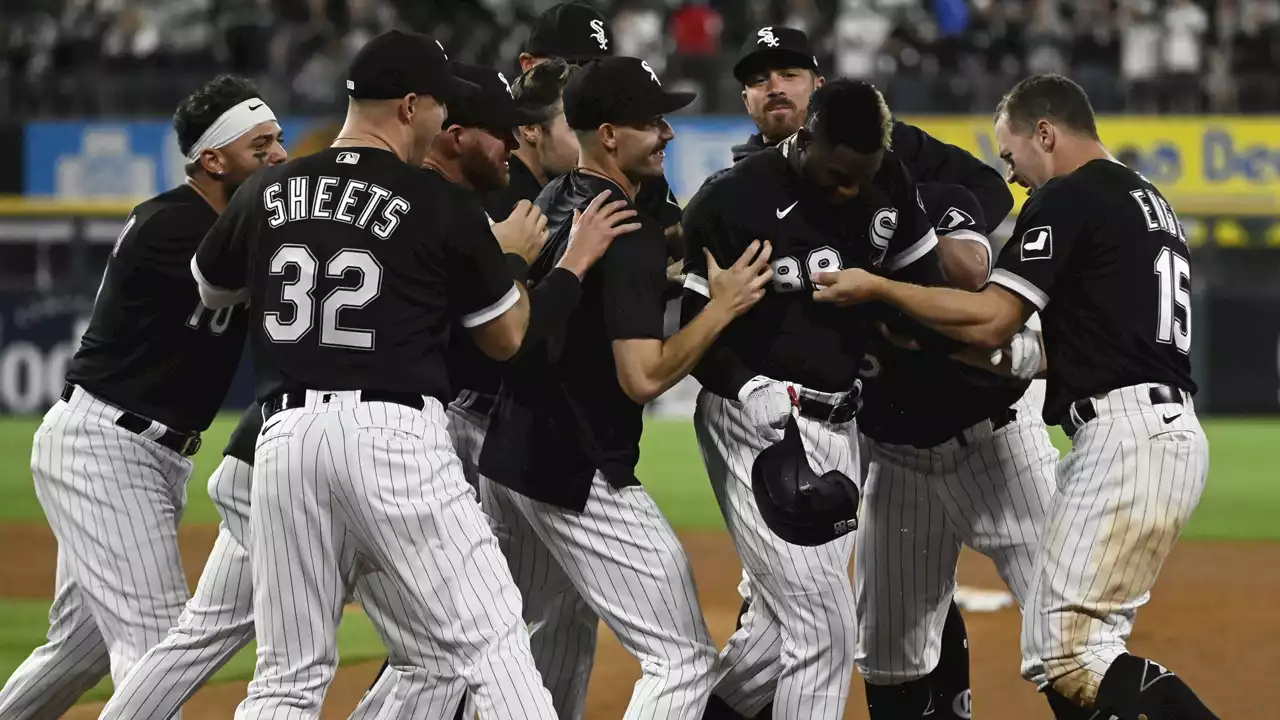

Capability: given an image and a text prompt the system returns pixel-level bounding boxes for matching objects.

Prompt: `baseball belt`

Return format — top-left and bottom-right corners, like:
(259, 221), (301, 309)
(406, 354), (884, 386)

(61, 382), (202, 457)
(261, 389), (426, 423)
(1060, 384), (1183, 438)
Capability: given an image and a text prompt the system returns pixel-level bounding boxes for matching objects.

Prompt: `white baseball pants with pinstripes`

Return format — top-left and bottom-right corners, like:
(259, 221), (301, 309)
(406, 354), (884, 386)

(855, 380), (1058, 686)
(0, 385), (193, 720)
(693, 388), (861, 720)
(97, 406), (517, 719)
(356, 403), (601, 720)
(1021, 383), (1209, 708)
(234, 390), (556, 720)
(479, 473), (718, 720)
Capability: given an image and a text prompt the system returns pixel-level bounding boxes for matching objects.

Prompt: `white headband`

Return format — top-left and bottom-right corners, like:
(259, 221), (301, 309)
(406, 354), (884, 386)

(185, 97), (278, 163)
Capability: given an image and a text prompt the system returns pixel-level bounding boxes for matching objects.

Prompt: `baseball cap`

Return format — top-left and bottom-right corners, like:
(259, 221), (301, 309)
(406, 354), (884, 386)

(562, 57), (696, 131)
(444, 63), (544, 130)
(346, 30), (479, 102)
(733, 26), (820, 83)
(525, 2), (614, 63)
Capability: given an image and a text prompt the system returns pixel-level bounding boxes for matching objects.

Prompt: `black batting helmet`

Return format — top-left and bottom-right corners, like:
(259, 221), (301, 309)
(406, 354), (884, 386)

(751, 415), (861, 547)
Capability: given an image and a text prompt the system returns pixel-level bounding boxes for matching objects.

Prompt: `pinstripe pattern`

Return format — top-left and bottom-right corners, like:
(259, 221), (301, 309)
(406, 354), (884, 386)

(236, 390), (556, 719)
(694, 388), (860, 720)
(99, 457), (256, 719)
(479, 470), (598, 720)
(0, 386), (193, 720)
(855, 381), (1058, 685)
(1020, 383), (1209, 708)
(480, 474), (717, 720)
(446, 402), (488, 492)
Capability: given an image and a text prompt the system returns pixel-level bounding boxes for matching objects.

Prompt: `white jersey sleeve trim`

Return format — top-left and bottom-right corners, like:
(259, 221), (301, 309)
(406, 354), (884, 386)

(460, 282), (521, 328)
(683, 273), (710, 298)
(942, 228), (992, 283)
(884, 228), (939, 271)
(190, 255), (248, 310)
(989, 269), (1049, 310)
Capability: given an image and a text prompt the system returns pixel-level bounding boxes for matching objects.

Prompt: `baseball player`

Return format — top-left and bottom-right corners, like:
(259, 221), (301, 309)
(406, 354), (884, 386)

(190, 30), (628, 717)
(0, 75), (285, 719)
(681, 79), (966, 720)
(476, 56), (771, 720)
(96, 62), (563, 720)
(812, 74), (1218, 720)
(705, 30), (1016, 720)
(852, 181), (1058, 719)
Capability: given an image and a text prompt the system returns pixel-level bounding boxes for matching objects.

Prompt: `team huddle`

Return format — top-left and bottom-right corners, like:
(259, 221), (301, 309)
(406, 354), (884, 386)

(0, 3), (1220, 720)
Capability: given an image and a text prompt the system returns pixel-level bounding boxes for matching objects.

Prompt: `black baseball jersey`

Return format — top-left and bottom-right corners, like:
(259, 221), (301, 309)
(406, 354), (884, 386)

(223, 401), (262, 465)
(194, 147), (519, 405)
(857, 183), (1030, 447)
(479, 170), (667, 511)
(989, 159), (1197, 425)
(66, 184), (246, 432)
(681, 138), (946, 398)
(725, 120), (1014, 229)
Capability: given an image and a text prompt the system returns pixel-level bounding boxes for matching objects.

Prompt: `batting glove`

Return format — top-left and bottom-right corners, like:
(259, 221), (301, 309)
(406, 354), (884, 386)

(990, 326), (1043, 379)
(738, 376), (794, 443)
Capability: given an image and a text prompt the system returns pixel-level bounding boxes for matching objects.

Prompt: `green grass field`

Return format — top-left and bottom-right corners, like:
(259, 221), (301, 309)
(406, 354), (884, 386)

(1, 412), (1277, 703)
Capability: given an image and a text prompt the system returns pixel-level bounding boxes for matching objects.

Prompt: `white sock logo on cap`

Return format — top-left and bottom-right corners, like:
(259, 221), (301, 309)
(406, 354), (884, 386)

(641, 60), (659, 85)
(184, 97), (278, 163)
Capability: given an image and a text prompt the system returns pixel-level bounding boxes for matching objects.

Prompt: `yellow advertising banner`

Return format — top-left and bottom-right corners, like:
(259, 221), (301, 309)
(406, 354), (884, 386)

(901, 115), (1280, 216)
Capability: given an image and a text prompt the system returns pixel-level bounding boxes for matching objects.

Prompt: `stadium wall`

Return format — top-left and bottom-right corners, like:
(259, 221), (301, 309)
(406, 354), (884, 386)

(1, 115), (1278, 417)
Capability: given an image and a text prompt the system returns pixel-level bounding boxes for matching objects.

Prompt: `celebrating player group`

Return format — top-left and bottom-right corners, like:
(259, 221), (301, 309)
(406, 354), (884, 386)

(0, 2), (1218, 719)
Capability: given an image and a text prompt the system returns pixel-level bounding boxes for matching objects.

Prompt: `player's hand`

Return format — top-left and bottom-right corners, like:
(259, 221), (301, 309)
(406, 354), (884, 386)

(738, 376), (794, 443)
(666, 257), (686, 286)
(811, 268), (881, 306)
(492, 200), (548, 264)
(558, 190), (642, 279)
(707, 240), (773, 318)
(997, 326), (1044, 379)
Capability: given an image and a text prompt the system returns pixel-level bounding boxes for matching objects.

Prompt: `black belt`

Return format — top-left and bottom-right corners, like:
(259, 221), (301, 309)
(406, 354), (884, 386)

(261, 389), (426, 422)
(796, 393), (860, 425)
(1060, 384), (1183, 438)
(61, 383), (202, 457)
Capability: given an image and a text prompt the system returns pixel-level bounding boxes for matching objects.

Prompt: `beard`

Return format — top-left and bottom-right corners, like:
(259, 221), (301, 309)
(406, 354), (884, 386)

(461, 153), (509, 192)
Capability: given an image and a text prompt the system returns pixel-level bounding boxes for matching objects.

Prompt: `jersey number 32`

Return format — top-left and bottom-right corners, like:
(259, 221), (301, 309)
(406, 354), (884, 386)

(264, 244), (382, 350)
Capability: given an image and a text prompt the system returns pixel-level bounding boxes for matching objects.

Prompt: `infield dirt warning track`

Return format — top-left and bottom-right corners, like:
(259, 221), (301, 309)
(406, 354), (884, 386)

(2, 525), (1272, 719)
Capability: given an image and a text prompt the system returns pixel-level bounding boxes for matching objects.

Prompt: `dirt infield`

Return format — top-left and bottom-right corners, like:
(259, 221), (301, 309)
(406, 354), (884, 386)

(3, 523), (1274, 718)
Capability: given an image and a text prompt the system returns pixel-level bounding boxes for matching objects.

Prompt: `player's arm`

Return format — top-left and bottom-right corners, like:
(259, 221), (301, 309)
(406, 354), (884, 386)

(926, 185), (992, 291)
(191, 173), (266, 309)
(608, 213), (772, 405)
(815, 184), (1082, 349)
(891, 121), (1014, 227)
(463, 191), (640, 360)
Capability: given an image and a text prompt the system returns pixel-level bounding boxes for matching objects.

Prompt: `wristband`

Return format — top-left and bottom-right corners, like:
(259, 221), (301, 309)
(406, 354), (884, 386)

(504, 253), (530, 285)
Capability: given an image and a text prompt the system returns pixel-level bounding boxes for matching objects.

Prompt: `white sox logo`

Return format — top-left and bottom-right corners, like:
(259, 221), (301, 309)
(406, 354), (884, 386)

(590, 19), (608, 50)
(1020, 225), (1053, 261)
(869, 208), (898, 267)
(757, 27), (780, 47)
(435, 39), (447, 58)
(942, 206), (974, 231)
(641, 60), (660, 85)
(497, 71), (512, 96)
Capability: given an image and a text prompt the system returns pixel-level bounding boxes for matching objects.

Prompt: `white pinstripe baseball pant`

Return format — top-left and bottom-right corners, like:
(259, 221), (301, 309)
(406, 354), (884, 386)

(0, 385), (193, 720)
(235, 390), (555, 719)
(480, 472), (717, 720)
(693, 387), (861, 720)
(1021, 383), (1208, 707)
(855, 381), (1057, 685)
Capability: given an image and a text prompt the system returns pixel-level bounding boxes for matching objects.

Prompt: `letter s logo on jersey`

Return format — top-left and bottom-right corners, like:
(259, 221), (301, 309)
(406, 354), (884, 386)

(869, 208), (897, 267)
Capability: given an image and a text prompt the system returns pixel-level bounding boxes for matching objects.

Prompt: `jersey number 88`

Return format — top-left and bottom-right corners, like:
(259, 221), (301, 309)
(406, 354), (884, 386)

(772, 246), (843, 293)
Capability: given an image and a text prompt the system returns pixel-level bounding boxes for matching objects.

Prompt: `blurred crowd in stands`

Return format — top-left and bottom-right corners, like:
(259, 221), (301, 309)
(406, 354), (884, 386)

(3, 0), (1279, 118)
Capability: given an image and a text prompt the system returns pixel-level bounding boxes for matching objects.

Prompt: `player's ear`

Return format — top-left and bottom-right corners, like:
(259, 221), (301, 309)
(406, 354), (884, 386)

(813, 73), (825, 89)
(1037, 119), (1055, 152)
(518, 123), (539, 146)
(598, 123), (618, 151)
(198, 148), (227, 178)
(518, 53), (537, 72)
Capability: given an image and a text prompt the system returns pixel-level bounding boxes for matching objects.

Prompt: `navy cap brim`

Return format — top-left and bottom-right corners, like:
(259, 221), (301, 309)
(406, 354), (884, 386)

(733, 48), (818, 82)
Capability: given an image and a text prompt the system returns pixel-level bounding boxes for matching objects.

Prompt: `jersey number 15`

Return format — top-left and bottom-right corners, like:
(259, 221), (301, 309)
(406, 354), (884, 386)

(265, 244), (382, 350)
(1154, 246), (1191, 354)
